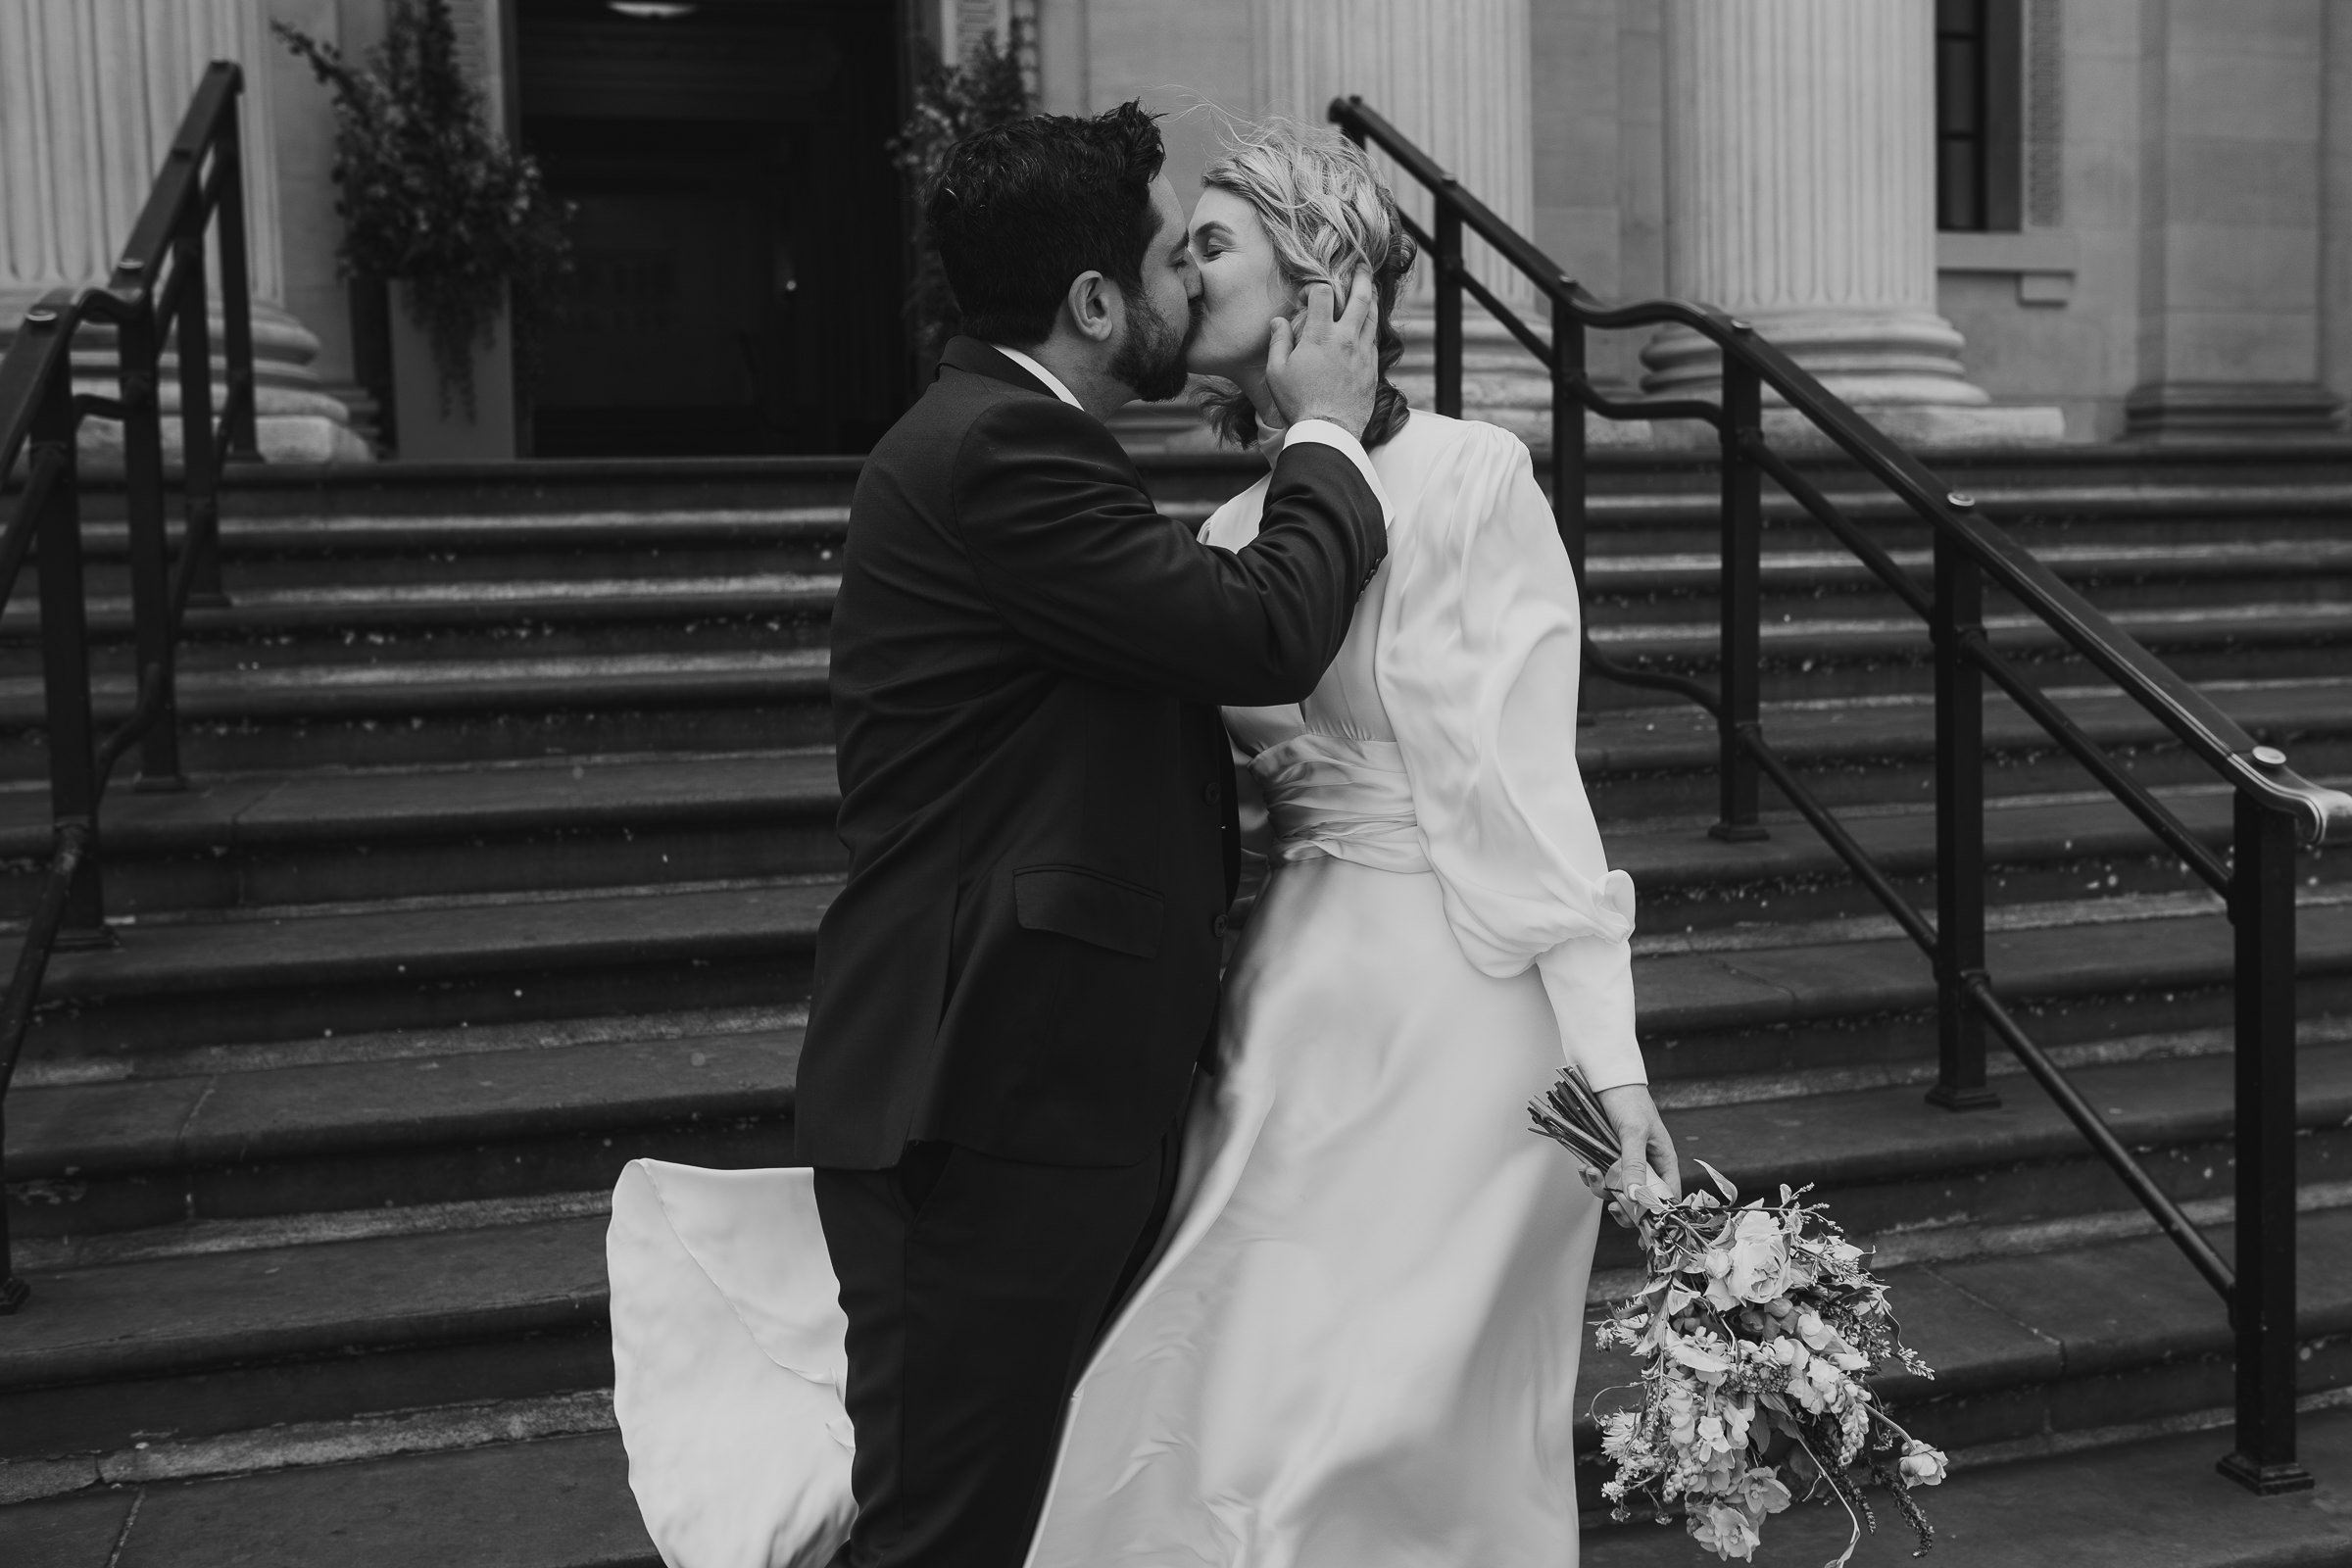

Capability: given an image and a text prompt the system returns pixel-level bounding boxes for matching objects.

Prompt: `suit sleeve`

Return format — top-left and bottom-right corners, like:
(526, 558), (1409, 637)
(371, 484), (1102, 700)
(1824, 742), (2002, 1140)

(952, 396), (1388, 708)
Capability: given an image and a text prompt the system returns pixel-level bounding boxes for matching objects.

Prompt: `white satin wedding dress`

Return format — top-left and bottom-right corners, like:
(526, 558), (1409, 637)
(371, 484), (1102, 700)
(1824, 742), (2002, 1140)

(608, 409), (1647, 1568)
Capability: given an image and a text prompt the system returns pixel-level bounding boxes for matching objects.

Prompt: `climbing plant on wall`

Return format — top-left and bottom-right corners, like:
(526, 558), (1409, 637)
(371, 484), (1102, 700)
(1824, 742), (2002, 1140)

(275, 0), (569, 418)
(890, 24), (1036, 374)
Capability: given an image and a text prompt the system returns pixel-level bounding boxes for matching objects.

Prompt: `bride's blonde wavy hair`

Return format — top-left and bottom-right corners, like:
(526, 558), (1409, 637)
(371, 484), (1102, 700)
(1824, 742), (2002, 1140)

(1195, 118), (1417, 450)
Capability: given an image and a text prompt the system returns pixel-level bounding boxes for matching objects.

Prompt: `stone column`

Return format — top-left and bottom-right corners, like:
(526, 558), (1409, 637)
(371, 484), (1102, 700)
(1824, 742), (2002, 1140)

(0, 0), (368, 465)
(1254, 0), (1534, 310)
(1642, 0), (2062, 446)
(1253, 0), (1594, 446)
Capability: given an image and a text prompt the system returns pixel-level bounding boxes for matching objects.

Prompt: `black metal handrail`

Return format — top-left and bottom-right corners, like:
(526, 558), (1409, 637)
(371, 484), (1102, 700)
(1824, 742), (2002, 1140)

(1334, 93), (2351, 1495)
(0, 61), (258, 1313)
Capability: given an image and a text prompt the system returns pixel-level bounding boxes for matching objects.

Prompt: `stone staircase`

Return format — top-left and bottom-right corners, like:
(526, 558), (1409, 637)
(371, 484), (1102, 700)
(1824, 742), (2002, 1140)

(2, 442), (2350, 1565)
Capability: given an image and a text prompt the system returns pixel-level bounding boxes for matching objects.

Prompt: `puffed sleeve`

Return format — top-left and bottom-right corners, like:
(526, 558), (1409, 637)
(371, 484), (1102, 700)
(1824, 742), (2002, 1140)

(1373, 421), (1646, 1090)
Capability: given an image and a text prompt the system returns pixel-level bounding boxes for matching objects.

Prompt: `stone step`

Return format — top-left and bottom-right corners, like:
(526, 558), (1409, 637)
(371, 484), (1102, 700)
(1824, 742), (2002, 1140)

(1584, 537), (2352, 598)
(1589, 1040), (2352, 1276)
(45, 505), (2352, 614)
(0, 739), (2322, 924)
(2, 1162), (2346, 1502)
(0, 650), (2335, 808)
(9, 1399), (2352, 1568)
(1632, 896), (2352, 1079)
(13, 882), (830, 1063)
(1619, 783), (2261, 932)
(0, 1208), (612, 1459)
(0, 753), (844, 918)
(1, 575), (842, 654)
(1584, 600), (2352, 710)
(9, 816), (2344, 1066)
(3, 596), (2330, 727)
(6, 1021), (799, 1239)
(1581, 673), (2352, 817)
(0, 652), (834, 776)
(9, 976), (2344, 1259)
(1574, 1205), (2352, 1497)
(9, 762), (2332, 944)
(17, 550), (2345, 687)
(0, 1428), (658, 1568)
(1584, 1399), (2352, 1567)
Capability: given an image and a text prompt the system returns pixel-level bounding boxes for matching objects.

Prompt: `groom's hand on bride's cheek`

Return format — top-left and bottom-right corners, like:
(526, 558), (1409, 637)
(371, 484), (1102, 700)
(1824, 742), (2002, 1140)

(1264, 270), (1379, 437)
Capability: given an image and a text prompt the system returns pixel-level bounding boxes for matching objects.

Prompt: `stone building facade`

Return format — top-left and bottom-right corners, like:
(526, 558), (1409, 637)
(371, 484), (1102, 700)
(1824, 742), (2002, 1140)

(6, 0), (2349, 453)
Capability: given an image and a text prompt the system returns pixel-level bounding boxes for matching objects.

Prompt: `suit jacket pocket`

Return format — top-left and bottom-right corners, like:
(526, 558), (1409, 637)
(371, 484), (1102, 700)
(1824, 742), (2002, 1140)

(1012, 864), (1165, 959)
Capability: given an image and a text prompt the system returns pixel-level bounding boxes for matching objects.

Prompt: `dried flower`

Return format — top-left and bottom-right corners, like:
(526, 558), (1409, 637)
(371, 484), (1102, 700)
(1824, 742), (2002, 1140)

(1687, 1503), (1764, 1561)
(1707, 1209), (1799, 1307)
(1530, 1066), (1945, 1562)
(1899, 1442), (1948, 1489)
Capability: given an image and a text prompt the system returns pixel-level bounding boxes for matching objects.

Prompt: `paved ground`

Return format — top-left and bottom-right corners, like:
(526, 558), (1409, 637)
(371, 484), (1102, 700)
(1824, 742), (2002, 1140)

(1588, 1406), (2352, 1568)
(0, 1432), (656, 1568)
(6, 1407), (2351, 1567)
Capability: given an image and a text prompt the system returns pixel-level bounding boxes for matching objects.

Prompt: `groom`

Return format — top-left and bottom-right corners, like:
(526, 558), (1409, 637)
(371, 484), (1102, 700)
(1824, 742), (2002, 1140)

(796, 104), (1389, 1566)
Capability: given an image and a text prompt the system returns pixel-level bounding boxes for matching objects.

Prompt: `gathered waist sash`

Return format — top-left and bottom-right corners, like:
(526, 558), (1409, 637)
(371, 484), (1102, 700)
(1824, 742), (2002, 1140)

(1248, 732), (1429, 875)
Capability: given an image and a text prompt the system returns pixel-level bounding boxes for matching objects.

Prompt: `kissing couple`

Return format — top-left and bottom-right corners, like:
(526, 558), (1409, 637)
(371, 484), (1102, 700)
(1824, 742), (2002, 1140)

(607, 105), (1683, 1568)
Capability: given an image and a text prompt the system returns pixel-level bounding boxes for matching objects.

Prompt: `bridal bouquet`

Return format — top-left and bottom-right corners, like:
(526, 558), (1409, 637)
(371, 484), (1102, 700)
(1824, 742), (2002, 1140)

(1532, 1069), (1947, 1565)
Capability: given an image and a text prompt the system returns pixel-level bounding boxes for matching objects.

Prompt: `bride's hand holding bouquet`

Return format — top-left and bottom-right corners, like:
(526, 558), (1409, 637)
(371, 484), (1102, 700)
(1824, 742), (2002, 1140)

(1533, 1069), (1949, 1566)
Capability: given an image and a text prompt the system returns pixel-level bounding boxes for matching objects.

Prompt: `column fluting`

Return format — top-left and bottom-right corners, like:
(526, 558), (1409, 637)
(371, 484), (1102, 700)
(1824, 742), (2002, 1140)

(1644, 0), (1994, 413)
(0, 0), (366, 464)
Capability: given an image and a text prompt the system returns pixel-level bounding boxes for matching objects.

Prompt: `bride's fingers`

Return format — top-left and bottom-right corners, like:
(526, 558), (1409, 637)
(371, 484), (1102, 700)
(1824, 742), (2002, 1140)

(1616, 1128), (1649, 1192)
(1648, 1133), (1684, 1200)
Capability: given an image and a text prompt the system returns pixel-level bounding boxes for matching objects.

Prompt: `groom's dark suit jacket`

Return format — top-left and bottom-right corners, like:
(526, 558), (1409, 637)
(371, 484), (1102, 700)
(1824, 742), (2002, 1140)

(796, 337), (1386, 1171)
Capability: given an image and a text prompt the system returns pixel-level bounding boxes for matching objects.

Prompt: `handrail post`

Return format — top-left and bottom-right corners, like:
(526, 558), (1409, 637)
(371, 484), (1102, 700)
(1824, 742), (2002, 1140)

(0, 1097), (22, 1312)
(1434, 197), (1463, 420)
(1550, 295), (1587, 585)
(2218, 789), (2312, 1494)
(119, 297), (185, 794)
(1929, 523), (1998, 1109)
(1710, 355), (1766, 841)
(172, 221), (228, 625)
(31, 368), (109, 952)
(213, 70), (262, 465)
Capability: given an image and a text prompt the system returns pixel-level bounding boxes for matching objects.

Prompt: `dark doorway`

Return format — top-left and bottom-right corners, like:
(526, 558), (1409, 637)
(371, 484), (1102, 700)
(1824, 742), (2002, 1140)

(517, 0), (907, 456)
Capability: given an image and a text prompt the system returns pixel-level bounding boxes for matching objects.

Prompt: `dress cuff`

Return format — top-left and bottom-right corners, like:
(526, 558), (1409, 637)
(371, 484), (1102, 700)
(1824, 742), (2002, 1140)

(1282, 419), (1394, 521)
(1536, 936), (1646, 1091)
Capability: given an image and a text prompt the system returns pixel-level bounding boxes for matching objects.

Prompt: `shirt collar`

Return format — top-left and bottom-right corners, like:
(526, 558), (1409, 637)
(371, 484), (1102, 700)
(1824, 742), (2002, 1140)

(988, 343), (1083, 410)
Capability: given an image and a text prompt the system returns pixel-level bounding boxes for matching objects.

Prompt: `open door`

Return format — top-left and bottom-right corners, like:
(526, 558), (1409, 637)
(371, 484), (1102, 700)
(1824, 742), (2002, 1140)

(516, 0), (907, 456)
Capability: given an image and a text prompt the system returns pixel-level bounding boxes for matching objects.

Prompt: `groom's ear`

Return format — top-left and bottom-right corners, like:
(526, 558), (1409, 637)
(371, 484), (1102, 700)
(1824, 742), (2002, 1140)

(1063, 270), (1121, 346)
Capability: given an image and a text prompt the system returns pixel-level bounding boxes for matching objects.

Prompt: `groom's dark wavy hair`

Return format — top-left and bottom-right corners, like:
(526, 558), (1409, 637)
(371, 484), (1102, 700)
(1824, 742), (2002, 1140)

(927, 102), (1167, 348)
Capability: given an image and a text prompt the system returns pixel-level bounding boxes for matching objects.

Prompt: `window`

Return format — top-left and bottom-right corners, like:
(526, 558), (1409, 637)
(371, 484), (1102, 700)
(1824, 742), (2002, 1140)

(1936, 0), (2023, 231)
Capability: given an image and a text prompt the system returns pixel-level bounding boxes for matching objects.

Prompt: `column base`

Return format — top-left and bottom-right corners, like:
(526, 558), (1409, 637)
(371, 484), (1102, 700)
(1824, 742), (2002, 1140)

(1609, 402), (2066, 453)
(1629, 311), (2068, 450)
(1388, 304), (1659, 450)
(2215, 1451), (2315, 1495)
(2124, 381), (2345, 442)
(2, 296), (373, 472)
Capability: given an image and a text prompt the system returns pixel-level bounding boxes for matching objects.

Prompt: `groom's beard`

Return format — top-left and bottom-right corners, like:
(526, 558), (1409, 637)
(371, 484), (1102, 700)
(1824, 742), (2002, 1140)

(1111, 292), (1195, 403)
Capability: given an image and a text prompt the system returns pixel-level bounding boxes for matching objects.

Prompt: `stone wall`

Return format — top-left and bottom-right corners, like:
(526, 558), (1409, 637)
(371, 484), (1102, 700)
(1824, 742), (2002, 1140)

(67, 0), (2346, 448)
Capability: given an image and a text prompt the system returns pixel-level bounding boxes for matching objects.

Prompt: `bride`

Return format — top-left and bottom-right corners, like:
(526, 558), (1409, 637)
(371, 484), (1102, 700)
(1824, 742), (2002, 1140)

(608, 118), (1681, 1568)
